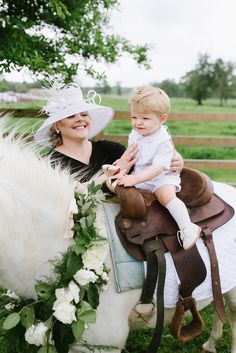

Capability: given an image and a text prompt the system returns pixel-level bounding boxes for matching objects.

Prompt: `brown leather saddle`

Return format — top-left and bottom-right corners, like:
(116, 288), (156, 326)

(114, 168), (234, 352)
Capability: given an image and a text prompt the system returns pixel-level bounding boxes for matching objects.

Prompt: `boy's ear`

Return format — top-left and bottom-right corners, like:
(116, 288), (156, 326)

(160, 113), (168, 124)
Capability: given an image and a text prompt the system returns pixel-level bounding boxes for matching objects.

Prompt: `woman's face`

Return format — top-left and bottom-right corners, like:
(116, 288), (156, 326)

(54, 111), (92, 141)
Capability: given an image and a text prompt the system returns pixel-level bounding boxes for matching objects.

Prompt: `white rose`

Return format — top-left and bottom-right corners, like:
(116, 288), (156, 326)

(25, 322), (48, 346)
(82, 244), (109, 274)
(55, 287), (73, 303)
(73, 269), (98, 286)
(55, 281), (80, 304)
(53, 300), (76, 324)
(68, 281), (80, 304)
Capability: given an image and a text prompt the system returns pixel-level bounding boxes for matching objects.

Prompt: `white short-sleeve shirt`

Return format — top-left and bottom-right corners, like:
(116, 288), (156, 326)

(128, 126), (181, 193)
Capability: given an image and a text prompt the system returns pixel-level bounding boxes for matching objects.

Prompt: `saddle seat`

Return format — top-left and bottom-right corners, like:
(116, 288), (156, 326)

(117, 167), (214, 223)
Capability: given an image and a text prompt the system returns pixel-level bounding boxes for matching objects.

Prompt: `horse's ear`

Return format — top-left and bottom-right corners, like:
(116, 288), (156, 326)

(115, 185), (146, 219)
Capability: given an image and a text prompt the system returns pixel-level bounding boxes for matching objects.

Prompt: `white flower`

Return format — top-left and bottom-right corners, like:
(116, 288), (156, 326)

(101, 283), (109, 291)
(68, 281), (80, 304)
(55, 281), (80, 304)
(6, 290), (20, 301)
(74, 269), (98, 286)
(82, 244), (109, 275)
(53, 300), (76, 324)
(25, 322), (48, 347)
(55, 287), (73, 303)
(5, 303), (15, 310)
(101, 271), (109, 282)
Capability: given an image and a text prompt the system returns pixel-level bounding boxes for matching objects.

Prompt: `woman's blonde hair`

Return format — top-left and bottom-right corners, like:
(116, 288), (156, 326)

(48, 127), (63, 148)
(129, 85), (170, 115)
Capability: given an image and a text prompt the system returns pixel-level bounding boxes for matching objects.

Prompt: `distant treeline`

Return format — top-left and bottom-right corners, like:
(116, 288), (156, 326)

(1, 54), (235, 106)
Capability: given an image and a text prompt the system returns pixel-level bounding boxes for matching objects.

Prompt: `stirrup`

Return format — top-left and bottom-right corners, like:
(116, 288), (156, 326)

(170, 296), (204, 342)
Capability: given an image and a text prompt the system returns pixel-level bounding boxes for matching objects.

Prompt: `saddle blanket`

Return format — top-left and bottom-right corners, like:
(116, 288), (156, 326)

(103, 181), (236, 308)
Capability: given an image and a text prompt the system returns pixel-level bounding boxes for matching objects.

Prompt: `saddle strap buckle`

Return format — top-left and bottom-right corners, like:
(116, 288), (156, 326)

(170, 296), (204, 342)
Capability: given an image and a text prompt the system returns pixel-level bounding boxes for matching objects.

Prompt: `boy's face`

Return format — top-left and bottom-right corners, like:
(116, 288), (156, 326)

(131, 110), (166, 136)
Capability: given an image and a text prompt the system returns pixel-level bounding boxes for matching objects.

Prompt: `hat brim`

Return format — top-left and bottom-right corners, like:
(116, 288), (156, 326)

(34, 102), (114, 147)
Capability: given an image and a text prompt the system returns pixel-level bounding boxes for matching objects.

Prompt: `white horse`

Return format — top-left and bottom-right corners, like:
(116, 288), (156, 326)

(0, 123), (236, 353)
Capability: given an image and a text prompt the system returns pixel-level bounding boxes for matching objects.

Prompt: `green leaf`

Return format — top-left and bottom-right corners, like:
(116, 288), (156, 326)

(81, 201), (92, 212)
(77, 301), (92, 315)
(38, 345), (58, 353)
(87, 284), (99, 309)
(20, 306), (35, 329)
(79, 309), (96, 324)
(86, 213), (96, 227)
(79, 217), (87, 228)
(45, 316), (53, 328)
(3, 312), (20, 330)
(35, 282), (53, 300)
(71, 319), (85, 340)
(66, 252), (82, 278)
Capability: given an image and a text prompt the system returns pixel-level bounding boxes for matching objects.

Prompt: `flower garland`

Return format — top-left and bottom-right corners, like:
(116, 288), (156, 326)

(0, 182), (110, 353)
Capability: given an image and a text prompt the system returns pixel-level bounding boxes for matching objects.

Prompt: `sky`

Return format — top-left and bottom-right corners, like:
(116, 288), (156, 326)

(4, 0), (236, 87)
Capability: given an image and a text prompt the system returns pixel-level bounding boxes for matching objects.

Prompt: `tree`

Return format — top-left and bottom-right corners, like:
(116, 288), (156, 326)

(0, 0), (150, 81)
(115, 81), (122, 95)
(213, 59), (236, 105)
(152, 79), (184, 97)
(95, 81), (112, 94)
(182, 54), (215, 105)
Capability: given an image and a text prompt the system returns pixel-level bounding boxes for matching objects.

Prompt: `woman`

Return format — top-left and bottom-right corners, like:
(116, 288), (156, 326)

(34, 82), (183, 185)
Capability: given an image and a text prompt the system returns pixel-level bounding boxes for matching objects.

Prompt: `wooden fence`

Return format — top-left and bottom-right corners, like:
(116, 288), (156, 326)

(97, 111), (236, 171)
(1, 109), (236, 172)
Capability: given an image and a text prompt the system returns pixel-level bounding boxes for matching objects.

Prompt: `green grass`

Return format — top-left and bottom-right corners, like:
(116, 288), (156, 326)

(125, 305), (232, 353)
(1, 97), (236, 112)
(105, 120), (236, 136)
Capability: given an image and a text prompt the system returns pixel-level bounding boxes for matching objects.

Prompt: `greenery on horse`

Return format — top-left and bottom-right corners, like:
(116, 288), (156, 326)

(0, 182), (110, 353)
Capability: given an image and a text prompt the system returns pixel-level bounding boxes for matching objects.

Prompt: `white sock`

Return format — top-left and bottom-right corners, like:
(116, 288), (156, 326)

(165, 197), (191, 229)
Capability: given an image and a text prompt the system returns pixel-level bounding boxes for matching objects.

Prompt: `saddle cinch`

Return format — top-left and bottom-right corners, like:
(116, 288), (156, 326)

(114, 168), (234, 353)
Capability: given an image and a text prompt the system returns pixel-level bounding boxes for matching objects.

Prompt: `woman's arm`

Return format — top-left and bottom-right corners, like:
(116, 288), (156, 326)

(113, 143), (138, 173)
(170, 150), (184, 175)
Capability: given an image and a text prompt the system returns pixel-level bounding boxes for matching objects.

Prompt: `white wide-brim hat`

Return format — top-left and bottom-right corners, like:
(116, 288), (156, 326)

(34, 82), (114, 147)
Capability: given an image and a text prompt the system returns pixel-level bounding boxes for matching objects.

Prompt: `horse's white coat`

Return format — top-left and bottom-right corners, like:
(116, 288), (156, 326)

(0, 124), (236, 353)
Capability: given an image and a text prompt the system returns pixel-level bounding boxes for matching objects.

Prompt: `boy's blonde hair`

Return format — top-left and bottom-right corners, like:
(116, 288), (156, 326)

(129, 85), (170, 115)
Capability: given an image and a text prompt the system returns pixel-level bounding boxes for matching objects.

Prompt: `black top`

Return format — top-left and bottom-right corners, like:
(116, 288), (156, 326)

(49, 140), (126, 182)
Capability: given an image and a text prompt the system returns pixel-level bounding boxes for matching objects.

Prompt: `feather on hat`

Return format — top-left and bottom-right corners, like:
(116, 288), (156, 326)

(34, 82), (114, 147)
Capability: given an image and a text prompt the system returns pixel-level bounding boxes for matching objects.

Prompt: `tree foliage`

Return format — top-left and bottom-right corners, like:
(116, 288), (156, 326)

(152, 79), (185, 97)
(0, 0), (150, 81)
(182, 54), (215, 105)
(213, 59), (236, 105)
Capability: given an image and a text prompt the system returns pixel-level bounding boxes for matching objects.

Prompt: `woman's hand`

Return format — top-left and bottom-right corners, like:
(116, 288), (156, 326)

(170, 151), (184, 175)
(113, 143), (138, 173)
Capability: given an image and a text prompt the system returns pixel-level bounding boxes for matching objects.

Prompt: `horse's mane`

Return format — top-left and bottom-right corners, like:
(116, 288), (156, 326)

(0, 118), (75, 298)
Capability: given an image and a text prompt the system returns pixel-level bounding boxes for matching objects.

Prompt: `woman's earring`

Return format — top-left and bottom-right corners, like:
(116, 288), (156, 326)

(56, 129), (60, 134)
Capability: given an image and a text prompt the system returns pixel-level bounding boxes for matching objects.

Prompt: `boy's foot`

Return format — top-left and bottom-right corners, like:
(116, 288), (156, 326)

(177, 223), (201, 250)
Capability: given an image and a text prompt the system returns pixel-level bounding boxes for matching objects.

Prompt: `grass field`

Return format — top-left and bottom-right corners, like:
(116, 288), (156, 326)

(1, 96), (236, 112)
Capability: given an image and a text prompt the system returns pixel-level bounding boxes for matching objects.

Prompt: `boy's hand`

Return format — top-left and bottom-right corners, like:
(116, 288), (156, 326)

(117, 174), (137, 187)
